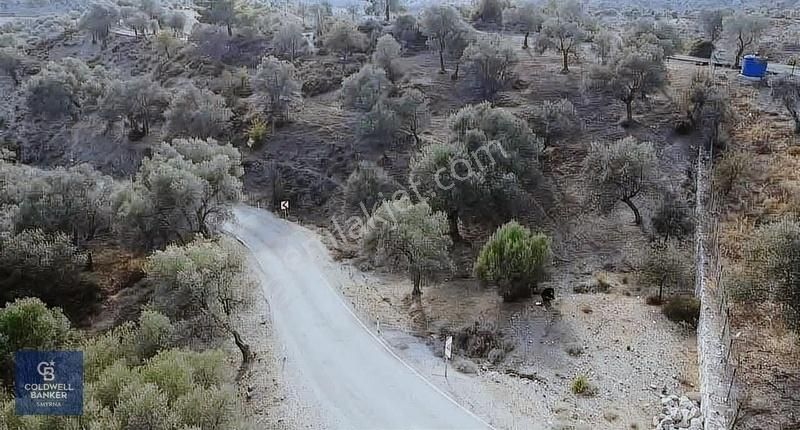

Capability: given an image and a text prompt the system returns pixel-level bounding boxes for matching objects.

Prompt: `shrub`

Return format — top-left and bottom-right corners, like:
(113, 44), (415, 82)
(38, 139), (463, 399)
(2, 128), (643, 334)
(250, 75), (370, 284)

(571, 374), (590, 395)
(344, 161), (399, 212)
(92, 360), (144, 408)
(247, 116), (268, 147)
(639, 241), (693, 302)
(175, 386), (239, 429)
(475, 221), (550, 301)
(114, 383), (179, 430)
(0, 230), (99, 321)
(134, 311), (173, 362)
(652, 193), (695, 241)
(662, 297), (700, 327)
(340, 64), (391, 111)
(141, 351), (194, 402)
(745, 220), (800, 327)
(0, 298), (73, 358)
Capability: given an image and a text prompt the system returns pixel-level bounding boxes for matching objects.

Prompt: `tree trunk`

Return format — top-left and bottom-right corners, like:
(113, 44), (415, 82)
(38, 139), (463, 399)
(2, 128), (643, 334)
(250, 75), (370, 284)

(622, 197), (642, 225)
(523, 31), (529, 49)
(9, 70), (18, 86)
(232, 328), (253, 365)
(625, 99), (634, 124)
(734, 45), (744, 68)
(439, 48), (446, 73)
(227, 23), (232, 37)
(450, 62), (460, 80)
(412, 270), (422, 296)
(385, 1), (390, 22)
(447, 210), (461, 242)
(561, 50), (569, 73)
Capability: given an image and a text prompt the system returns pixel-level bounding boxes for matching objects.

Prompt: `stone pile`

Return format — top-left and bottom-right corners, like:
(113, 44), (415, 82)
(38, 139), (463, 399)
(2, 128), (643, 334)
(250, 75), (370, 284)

(653, 394), (703, 430)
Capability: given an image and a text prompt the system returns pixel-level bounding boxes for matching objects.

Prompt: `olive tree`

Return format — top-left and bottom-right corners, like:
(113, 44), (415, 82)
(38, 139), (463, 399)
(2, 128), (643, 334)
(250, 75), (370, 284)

(536, 0), (586, 73)
(166, 10), (186, 35)
(771, 75), (800, 134)
(274, 21), (307, 61)
(583, 137), (658, 225)
(372, 34), (402, 82)
(724, 12), (768, 68)
(392, 87), (431, 145)
(410, 103), (542, 239)
(699, 9), (725, 45)
(100, 76), (169, 139)
(746, 220), (800, 326)
(462, 35), (518, 99)
(341, 64), (391, 111)
(366, 0), (402, 22)
(474, 221), (550, 301)
(251, 55), (301, 125)
(147, 237), (255, 363)
(198, 0), (237, 36)
(114, 138), (243, 248)
(359, 88), (430, 142)
(362, 197), (452, 296)
(324, 19), (366, 61)
(526, 98), (578, 148)
(392, 14), (421, 48)
(15, 164), (116, 242)
(0, 48), (23, 86)
(155, 30), (183, 59)
(190, 24), (231, 61)
(591, 28), (617, 65)
(640, 240), (693, 302)
(651, 192), (694, 242)
(344, 161), (399, 212)
(585, 37), (667, 125)
(0, 230), (97, 320)
(25, 57), (108, 120)
(165, 84), (233, 140)
(502, 1), (543, 49)
(80, 2), (120, 46)
(475, 0), (507, 24)
(420, 5), (473, 74)
(625, 18), (683, 57)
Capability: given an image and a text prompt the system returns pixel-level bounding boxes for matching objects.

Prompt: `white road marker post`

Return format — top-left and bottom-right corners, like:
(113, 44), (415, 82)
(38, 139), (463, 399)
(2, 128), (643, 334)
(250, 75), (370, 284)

(280, 200), (289, 218)
(444, 336), (453, 380)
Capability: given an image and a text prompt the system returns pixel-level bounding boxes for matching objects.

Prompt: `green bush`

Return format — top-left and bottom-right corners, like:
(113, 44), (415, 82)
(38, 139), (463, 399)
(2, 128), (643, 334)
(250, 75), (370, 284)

(474, 221), (550, 301)
(570, 374), (590, 395)
(175, 386), (238, 429)
(0, 298), (74, 386)
(114, 383), (179, 430)
(663, 296), (700, 327)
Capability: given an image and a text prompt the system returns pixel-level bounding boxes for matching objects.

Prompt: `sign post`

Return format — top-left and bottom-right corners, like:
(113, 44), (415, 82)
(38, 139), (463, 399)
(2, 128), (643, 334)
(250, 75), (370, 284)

(280, 200), (289, 218)
(444, 336), (452, 379)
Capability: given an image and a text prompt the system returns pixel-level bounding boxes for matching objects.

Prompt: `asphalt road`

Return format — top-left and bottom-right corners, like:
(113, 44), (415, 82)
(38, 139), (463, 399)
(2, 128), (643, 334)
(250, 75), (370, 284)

(226, 206), (491, 430)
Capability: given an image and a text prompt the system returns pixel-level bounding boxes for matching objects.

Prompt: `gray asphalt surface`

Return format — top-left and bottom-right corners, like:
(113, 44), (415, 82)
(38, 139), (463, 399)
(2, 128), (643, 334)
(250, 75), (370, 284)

(226, 206), (490, 430)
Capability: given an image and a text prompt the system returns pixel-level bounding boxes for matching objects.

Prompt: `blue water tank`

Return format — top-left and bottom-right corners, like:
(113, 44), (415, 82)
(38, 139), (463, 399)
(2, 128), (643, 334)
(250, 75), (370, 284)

(741, 55), (768, 78)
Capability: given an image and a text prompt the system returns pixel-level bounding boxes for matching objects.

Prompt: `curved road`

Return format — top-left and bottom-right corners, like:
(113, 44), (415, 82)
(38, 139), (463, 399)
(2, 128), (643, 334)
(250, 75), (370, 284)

(226, 206), (490, 430)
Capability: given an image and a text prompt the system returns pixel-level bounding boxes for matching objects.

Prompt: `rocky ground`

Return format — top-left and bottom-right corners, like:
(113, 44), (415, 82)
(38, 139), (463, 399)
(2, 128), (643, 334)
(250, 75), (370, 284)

(334, 255), (698, 430)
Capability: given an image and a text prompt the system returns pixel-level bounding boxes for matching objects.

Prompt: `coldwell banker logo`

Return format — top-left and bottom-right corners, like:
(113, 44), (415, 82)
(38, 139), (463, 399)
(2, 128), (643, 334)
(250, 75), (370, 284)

(14, 351), (83, 416)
